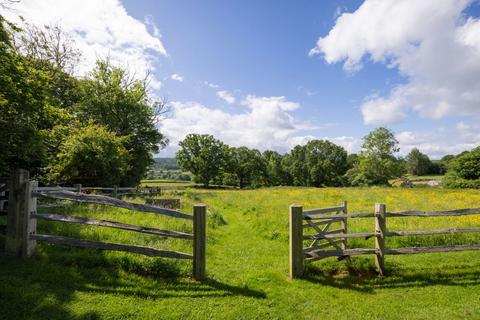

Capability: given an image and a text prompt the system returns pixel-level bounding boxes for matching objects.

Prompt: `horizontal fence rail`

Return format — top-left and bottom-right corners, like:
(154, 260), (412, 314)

(4, 170), (207, 280)
(33, 190), (193, 220)
(290, 201), (480, 278)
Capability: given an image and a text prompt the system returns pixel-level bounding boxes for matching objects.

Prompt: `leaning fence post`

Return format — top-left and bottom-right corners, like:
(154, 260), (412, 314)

(341, 200), (348, 250)
(375, 203), (386, 276)
(74, 184), (82, 193)
(5, 169), (28, 256)
(113, 185), (118, 198)
(193, 204), (206, 280)
(289, 204), (304, 279)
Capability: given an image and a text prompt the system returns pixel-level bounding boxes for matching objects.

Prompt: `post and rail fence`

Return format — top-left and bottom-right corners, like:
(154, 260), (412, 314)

(290, 201), (480, 278)
(2, 170), (206, 280)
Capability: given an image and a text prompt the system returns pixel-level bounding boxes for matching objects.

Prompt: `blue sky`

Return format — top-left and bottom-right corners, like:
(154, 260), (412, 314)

(4, 0), (480, 158)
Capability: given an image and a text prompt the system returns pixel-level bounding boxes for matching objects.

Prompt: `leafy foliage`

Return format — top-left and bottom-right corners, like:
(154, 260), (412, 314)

(176, 134), (229, 187)
(443, 147), (480, 188)
(406, 148), (433, 176)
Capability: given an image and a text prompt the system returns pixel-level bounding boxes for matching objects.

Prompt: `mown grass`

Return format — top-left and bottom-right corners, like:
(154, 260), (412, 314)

(1, 187), (480, 319)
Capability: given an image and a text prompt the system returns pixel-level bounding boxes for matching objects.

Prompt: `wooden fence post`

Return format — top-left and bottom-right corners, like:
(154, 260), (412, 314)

(113, 185), (118, 198)
(5, 169), (30, 256)
(74, 184), (82, 193)
(289, 204), (304, 279)
(341, 200), (348, 250)
(193, 204), (206, 280)
(22, 181), (37, 258)
(375, 203), (386, 276)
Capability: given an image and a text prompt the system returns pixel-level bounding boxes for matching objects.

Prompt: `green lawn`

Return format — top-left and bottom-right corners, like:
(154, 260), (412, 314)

(1, 187), (480, 319)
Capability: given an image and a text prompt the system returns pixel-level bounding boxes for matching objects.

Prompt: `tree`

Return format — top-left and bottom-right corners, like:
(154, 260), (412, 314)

(283, 140), (348, 187)
(75, 60), (168, 185)
(305, 140), (348, 187)
(227, 147), (266, 188)
(348, 127), (403, 186)
(46, 123), (128, 186)
(263, 150), (288, 186)
(176, 134), (229, 187)
(406, 148), (432, 176)
(443, 147), (480, 188)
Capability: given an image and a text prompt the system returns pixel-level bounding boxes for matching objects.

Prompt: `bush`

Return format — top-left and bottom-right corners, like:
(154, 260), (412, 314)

(443, 147), (480, 188)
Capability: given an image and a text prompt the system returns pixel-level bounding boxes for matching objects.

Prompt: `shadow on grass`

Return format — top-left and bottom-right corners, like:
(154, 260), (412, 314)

(0, 245), (265, 319)
(303, 259), (480, 293)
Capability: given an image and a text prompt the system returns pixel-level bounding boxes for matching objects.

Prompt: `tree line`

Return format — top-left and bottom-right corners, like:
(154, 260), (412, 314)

(176, 129), (479, 189)
(0, 16), (166, 186)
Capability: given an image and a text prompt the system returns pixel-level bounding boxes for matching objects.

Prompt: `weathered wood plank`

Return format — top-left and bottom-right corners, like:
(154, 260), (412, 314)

(193, 204), (206, 280)
(303, 218), (342, 228)
(303, 212), (375, 220)
(375, 203), (386, 276)
(303, 232), (376, 240)
(386, 245), (480, 255)
(290, 205), (304, 279)
(31, 234), (193, 259)
(385, 228), (480, 237)
(340, 200), (348, 250)
(388, 208), (480, 217)
(32, 190), (193, 220)
(5, 169), (29, 256)
(37, 187), (76, 191)
(32, 213), (193, 239)
(303, 205), (345, 216)
(0, 184), (8, 193)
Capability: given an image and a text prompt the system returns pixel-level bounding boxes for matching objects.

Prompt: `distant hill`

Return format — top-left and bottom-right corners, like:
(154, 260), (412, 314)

(152, 157), (180, 170)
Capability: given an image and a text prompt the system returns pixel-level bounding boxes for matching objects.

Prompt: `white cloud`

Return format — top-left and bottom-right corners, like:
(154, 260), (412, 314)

(171, 73), (184, 82)
(311, 0), (480, 124)
(216, 90), (236, 104)
(3, 0), (167, 87)
(203, 81), (219, 89)
(158, 96), (320, 155)
(396, 124), (479, 159)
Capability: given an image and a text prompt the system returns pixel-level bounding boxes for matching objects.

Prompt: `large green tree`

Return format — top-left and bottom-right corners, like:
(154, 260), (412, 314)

(176, 134), (229, 187)
(75, 61), (167, 185)
(226, 147), (266, 188)
(348, 127), (403, 186)
(262, 150), (289, 186)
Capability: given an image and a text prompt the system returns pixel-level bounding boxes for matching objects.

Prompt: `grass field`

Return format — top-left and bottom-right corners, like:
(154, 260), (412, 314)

(1, 186), (480, 319)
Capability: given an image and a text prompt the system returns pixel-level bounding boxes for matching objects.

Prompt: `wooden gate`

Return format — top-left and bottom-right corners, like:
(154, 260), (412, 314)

(4, 169), (207, 280)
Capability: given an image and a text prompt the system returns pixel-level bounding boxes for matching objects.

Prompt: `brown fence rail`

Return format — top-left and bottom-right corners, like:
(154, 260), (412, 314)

(290, 202), (480, 278)
(3, 170), (207, 280)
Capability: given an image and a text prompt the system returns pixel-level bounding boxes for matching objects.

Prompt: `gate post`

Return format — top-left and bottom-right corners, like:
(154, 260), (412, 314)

(5, 169), (29, 257)
(375, 203), (386, 276)
(289, 204), (304, 279)
(193, 204), (206, 280)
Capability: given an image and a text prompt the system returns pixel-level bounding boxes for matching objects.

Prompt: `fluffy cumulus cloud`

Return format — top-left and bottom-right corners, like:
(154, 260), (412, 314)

(3, 0), (167, 87)
(216, 90), (236, 104)
(159, 95), (323, 155)
(311, 0), (480, 125)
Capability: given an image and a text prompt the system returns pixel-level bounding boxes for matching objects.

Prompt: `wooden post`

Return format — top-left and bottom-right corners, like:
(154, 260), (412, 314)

(74, 184), (82, 193)
(289, 204), (304, 279)
(113, 185), (118, 198)
(375, 203), (386, 276)
(5, 169), (28, 256)
(193, 204), (206, 280)
(22, 180), (37, 258)
(341, 200), (348, 250)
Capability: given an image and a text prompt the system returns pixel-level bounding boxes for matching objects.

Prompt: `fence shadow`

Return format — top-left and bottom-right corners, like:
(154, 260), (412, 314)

(302, 262), (480, 293)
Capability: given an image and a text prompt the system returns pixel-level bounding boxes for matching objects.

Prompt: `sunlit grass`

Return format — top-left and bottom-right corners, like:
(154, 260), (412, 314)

(1, 186), (479, 319)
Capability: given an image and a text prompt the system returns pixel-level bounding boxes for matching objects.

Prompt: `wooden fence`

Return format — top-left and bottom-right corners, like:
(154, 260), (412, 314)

(37, 184), (185, 198)
(3, 170), (206, 280)
(289, 202), (480, 278)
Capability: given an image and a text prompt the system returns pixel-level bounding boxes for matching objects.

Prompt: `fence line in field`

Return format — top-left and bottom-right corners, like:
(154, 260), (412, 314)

(2, 170), (206, 280)
(290, 202), (480, 278)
